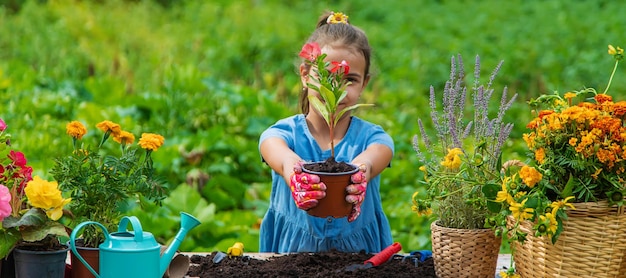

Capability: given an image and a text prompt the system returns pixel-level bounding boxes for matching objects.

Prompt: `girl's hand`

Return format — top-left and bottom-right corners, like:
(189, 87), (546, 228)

(346, 166), (367, 222)
(289, 162), (326, 210)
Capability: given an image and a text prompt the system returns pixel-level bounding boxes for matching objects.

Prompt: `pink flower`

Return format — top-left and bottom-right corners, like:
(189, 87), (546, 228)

(299, 42), (322, 62)
(0, 184), (11, 220)
(8, 150), (27, 167)
(330, 60), (350, 75)
(0, 118), (6, 132)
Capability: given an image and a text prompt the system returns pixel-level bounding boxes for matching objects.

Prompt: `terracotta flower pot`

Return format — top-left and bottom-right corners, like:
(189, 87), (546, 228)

(302, 162), (358, 218)
(69, 240), (99, 278)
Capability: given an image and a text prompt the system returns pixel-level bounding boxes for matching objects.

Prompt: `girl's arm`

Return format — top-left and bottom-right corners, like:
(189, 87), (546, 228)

(260, 137), (302, 183)
(351, 143), (393, 181)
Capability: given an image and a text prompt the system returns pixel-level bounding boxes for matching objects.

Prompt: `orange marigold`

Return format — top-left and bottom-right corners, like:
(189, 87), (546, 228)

(613, 101), (626, 117)
(113, 130), (136, 145)
(96, 120), (122, 137)
(595, 93), (613, 104)
(519, 165), (542, 188)
(138, 133), (165, 151)
(66, 121), (87, 139)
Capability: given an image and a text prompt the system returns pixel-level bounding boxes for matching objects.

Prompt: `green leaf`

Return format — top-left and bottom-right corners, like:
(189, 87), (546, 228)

(308, 96), (330, 123)
(0, 229), (20, 258)
(482, 183), (502, 213)
(21, 221), (69, 242)
(336, 103), (375, 125)
(561, 173), (575, 198)
(2, 208), (46, 229)
(319, 85), (336, 108)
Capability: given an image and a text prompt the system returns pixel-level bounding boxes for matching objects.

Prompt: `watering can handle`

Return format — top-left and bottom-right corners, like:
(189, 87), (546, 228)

(69, 221), (110, 278)
(117, 216), (144, 242)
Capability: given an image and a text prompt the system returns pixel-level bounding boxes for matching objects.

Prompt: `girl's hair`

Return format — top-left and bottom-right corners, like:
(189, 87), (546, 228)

(298, 11), (372, 114)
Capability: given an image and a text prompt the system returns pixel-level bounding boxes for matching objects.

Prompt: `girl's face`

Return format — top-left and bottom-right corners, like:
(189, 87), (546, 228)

(301, 45), (370, 117)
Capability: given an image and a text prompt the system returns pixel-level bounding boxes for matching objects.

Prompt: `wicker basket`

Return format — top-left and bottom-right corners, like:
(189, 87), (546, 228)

(509, 200), (626, 278)
(430, 221), (501, 278)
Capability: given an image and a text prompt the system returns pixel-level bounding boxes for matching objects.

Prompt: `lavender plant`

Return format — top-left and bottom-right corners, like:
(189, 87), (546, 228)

(411, 54), (518, 229)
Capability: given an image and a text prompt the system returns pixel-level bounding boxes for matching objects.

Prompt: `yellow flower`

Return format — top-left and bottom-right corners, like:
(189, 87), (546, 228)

(113, 130), (136, 145)
(542, 212), (558, 234)
(96, 120), (122, 137)
(411, 191), (432, 216)
(138, 133), (165, 151)
(495, 177), (514, 204)
(519, 166), (542, 188)
(419, 165), (428, 182)
(550, 196), (576, 215)
(563, 92), (576, 100)
(326, 12), (349, 24)
(499, 270), (521, 278)
(66, 121), (87, 140)
(24, 176), (71, 221)
(534, 148), (545, 164)
(510, 199), (534, 221)
(440, 148), (463, 170)
(608, 44), (624, 56)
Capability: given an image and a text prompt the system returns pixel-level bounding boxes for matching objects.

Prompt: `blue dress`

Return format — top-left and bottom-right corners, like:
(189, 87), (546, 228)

(258, 114), (394, 253)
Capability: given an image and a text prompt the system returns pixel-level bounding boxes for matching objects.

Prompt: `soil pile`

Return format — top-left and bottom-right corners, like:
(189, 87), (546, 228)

(187, 250), (436, 278)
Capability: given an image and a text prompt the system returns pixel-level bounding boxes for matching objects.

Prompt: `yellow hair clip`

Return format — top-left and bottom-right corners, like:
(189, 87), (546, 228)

(327, 12), (349, 24)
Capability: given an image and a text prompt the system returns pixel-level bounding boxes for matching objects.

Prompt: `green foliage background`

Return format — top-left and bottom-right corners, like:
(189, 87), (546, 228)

(1, 0), (625, 253)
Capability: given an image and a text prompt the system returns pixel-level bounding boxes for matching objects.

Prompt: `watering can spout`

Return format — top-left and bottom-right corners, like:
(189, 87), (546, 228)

(160, 212), (201, 277)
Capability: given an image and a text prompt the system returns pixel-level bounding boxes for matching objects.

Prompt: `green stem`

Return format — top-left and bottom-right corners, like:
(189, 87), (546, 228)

(602, 60), (620, 94)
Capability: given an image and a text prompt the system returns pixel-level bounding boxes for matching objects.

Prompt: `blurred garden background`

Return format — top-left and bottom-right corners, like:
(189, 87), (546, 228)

(1, 0), (625, 253)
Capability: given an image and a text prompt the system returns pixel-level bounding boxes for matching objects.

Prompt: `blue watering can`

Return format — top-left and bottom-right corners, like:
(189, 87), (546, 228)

(69, 212), (201, 278)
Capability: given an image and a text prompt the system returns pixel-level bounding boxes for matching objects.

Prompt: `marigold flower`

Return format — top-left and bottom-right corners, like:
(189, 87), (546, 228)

(534, 148), (546, 164)
(440, 148), (463, 170)
(138, 133), (165, 151)
(96, 120), (122, 137)
(595, 94), (613, 104)
(113, 130), (136, 145)
(66, 121), (87, 139)
(613, 101), (626, 117)
(563, 92), (576, 100)
(519, 166), (542, 188)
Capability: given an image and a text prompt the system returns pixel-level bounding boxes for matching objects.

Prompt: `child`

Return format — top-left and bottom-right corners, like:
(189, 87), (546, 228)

(258, 11), (394, 253)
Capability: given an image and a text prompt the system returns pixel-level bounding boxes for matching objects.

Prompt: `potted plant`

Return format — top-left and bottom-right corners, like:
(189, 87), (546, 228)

(0, 117), (72, 278)
(494, 44), (626, 278)
(297, 41), (374, 218)
(50, 119), (167, 277)
(411, 54), (517, 278)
